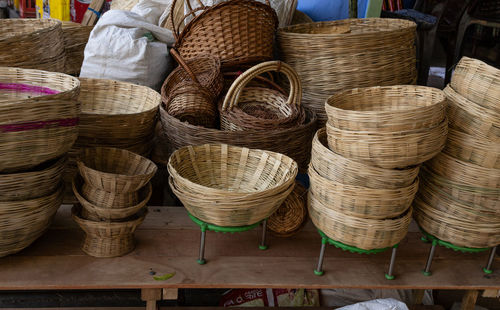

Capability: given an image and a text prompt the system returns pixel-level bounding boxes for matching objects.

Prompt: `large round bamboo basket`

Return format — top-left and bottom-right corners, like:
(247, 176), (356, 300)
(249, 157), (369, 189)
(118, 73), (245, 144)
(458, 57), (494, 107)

(168, 144), (298, 226)
(0, 67), (80, 173)
(326, 118), (448, 169)
(0, 19), (66, 72)
(444, 129), (499, 169)
(277, 18), (417, 125)
(325, 85), (446, 132)
(61, 22), (93, 76)
(308, 192), (412, 250)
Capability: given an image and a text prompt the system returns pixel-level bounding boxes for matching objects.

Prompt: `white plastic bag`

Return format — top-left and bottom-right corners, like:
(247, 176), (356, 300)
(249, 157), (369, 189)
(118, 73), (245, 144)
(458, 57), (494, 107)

(337, 298), (410, 310)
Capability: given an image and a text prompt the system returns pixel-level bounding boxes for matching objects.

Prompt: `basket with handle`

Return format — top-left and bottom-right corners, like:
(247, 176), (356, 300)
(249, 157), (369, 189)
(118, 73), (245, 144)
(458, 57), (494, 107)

(268, 182), (307, 237)
(220, 61), (305, 131)
(168, 144), (298, 226)
(311, 128), (420, 189)
(0, 67), (80, 173)
(443, 128), (499, 169)
(171, 0), (278, 70)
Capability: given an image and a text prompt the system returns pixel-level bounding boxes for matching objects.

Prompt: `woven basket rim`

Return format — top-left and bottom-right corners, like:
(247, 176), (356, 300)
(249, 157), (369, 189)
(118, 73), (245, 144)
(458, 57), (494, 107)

(0, 19), (62, 43)
(0, 156), (66, 178)
(72, 204), (147, 228)
(0, 183), (63, 206)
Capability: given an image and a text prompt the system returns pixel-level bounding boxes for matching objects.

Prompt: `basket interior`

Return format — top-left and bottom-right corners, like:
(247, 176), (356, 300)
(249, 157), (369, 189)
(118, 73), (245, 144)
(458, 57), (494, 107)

(80, 148), (156, 177)
(0, 19), (59, 40)
(238, 88), (292, 120)
(0, 83), (59, 102)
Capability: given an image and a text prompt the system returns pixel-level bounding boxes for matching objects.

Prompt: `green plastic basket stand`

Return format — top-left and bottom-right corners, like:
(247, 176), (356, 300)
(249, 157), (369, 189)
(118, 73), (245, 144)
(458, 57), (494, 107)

(188, 213), (268, 265)
(313, 230), (399, 280)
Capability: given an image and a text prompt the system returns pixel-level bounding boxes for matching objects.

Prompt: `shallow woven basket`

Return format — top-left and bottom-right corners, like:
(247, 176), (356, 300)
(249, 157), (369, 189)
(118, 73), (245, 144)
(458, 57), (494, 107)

(0, 157), (66, 201)
(159, 105), (317, 172)
(81, 183), (140, 208)
(61, 21), (93, 76)
(172, 0), (279, 70)
(444, 85), (499, 142)
(0, 19), (66, 72)
(414, 196), (500, 248)
(444, 128), (500, 169)
(311, 128), (419, 189)
(268, 182), (307, 237)
(220, 61), (305, 131)
(325, 85), (446, 132)
(308, 192), (412, 250)
(0, 186), (63, 257)
(326, 118), (448, 169)
(73, 177), (152, 221)
(451, 57), (500, 114)
(72, 205), (147, 257)
(277, 18), (417, 125)
(309, 165), (418, 219)
(0, 67), (80, 173)
(77, 147), (158, 193)
(168, 144), (298, 226)
(425, 152), (499, 189)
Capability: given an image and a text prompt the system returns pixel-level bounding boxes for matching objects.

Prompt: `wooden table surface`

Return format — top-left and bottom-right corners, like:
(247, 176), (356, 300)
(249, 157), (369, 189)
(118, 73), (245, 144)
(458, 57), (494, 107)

(0, 206), (498, 291)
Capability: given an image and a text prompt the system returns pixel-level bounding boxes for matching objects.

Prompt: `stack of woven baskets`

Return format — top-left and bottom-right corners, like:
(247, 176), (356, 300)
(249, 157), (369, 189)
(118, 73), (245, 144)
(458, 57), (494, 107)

(414, 57), (500, 249)
(72, 147), (157, 257)
(0, 67), (80, 257)
(309, 85), (448, 250)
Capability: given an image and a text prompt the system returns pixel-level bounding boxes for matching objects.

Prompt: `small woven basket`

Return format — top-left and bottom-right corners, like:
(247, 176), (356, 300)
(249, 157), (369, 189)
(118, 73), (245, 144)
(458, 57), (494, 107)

(81, 183), (140, 208)
(0, 67), (80, 173)
(77, 147), (158, 193)
(168, 144), (298, 226)
(311, 128), (419, 189)
(220, 61), (305, 131)
(268, 182), (307, 237)
(72, 205), (147, 257)
(325, 85), (446, 132)
(444, 128), (500, 169)
(61, 21), (93, 76)
(0, 19), (66, 72)
(308, 192), (412, 250)
(326, 118), (448, 169)
(172, 0), (278, 70)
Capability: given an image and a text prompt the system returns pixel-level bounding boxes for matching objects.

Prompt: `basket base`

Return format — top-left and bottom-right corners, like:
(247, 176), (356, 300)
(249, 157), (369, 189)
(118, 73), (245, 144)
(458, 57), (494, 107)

(82, 234), (136, 258)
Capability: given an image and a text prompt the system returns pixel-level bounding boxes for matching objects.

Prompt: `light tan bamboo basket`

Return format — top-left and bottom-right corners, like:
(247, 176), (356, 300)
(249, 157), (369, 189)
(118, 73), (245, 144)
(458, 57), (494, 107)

(61, 21), (93, 76)
(0, 67), (80, 173)
(450, 56), (500, 114)
(308, 192), (412, 250)
(277, 18), (417, 125)
(325, 85), (446, 132)
(444, 129), (500, 169)
(326, 118), (448, 169)
(444, 85), (499, 142)
(77, 147), (158, 193)
(81, 182), (140, 208)
(268, 182), (307, 237)
(168, 144), (298, 226)
(311, 128), (420, 189)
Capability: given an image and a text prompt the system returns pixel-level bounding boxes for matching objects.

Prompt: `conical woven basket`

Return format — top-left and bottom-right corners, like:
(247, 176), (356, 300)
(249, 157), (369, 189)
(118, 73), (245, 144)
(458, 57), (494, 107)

(308, 192), (412, 250)
(444, 128), (499, 169)
(311, 128), (420, 189)
(168, 144), (298, 226)
(81, 183), (140, 208)
(268, 182), (307, 237)
(0, 67), (80, 173)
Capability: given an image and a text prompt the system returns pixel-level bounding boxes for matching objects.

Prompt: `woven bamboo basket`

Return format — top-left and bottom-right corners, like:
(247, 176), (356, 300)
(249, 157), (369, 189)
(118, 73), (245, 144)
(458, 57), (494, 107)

(309, 165), (418, 219)
(73, 176), (152, 221)
(172, 0), (278, 70)
(325, 85), (446, 132)
(0, 19), (66, 72)
(220, 61), (305, 131)
(81, 183), (140, 208)
(291, 10), (313, 25)
(72, 205), (147, 257)
(311, 128), (420, 189)
(0, 186), (63, 257)
(308, 192), (412, 250)
(425, 152), (500, 189)
(444, 85), (499, 142)
(444, 128), (500, 169)
(414, 196), (500, 248)
(326, 118), (448, 169)
(268, 182), (307, 237)
(159, 105), (317, 172)
(0, 157), (66, 201)
(61, 21), (93, 76)
(451, 57), (500, 114)
(77, 147), (158, 193)
(0, 67), (80, 173)
(277, 18), (417, 125)
(168, 144), (298, 226)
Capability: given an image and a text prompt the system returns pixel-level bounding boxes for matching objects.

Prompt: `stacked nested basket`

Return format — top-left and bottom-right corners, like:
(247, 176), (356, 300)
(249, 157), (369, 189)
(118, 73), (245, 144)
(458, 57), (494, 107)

(414, 57), (500, 248)
(309, 85), (448, 250)
(0, 67), (80, 257)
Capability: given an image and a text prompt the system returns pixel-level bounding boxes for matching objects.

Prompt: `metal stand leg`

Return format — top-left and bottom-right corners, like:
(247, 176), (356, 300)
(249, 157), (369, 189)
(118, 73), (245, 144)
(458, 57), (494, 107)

(197, 227), (207, 265)
(423, 240), (437, 276)
(385, 246), (398, 280)
(314, 238), (327, 276)
(483, 246), (497, 274)
(259, 219), (268, 250)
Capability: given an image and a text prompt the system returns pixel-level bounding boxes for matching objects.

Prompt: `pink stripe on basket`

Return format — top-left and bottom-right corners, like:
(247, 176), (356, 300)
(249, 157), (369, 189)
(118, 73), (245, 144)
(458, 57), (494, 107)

(0, 82), (60, 95)
(0, 118), (79, 133)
